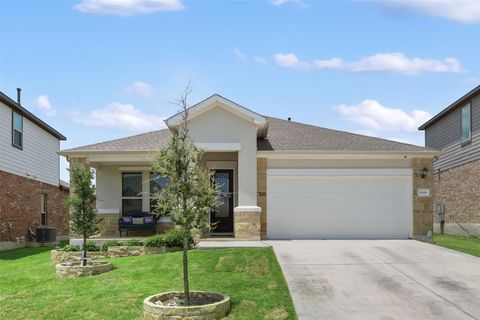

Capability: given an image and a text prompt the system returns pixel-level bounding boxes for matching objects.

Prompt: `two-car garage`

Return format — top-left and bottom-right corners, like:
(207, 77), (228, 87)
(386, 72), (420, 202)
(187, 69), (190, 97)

(267, 168), (413, 239)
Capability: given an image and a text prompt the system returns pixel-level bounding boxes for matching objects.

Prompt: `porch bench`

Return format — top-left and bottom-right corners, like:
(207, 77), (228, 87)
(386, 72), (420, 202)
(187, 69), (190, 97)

(118, 213), (158, 237)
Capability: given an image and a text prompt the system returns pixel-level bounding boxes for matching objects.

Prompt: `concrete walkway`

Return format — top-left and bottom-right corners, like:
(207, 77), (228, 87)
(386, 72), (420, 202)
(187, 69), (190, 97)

(269, 240), (480, 320)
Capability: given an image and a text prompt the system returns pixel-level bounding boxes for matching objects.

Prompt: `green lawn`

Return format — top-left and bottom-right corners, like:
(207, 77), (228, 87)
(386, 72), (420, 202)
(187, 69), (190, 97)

(434, 233), (480, 257)
(0, 246), (296, 320)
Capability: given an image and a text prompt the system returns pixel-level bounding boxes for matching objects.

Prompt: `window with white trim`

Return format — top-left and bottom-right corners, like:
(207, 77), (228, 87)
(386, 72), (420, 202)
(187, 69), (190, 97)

(40, 194), (47, 225)
(461, 103), (472, 143)
(122, 172), (142, 214)
(12, 111), (23, 149)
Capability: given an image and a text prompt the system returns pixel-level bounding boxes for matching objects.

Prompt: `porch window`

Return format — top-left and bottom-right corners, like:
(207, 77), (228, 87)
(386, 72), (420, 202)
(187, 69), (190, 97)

(122, 172), (142, 214)
(150, 172), (168, 212)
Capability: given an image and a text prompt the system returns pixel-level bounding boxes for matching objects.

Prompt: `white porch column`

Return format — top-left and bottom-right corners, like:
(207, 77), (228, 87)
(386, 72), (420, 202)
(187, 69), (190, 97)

(235, 145), (261, 240)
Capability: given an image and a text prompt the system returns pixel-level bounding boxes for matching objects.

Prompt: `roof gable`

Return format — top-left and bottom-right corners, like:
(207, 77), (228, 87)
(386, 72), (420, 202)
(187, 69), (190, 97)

(165, 94), (268, 138)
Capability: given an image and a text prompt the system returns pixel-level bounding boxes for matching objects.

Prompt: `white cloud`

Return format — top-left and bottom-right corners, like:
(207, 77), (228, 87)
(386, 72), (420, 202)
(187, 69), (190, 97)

(234, 47), (246, 59)
(274, 52), (463, 74)
(124, 81), (153, 98)
(372, 0), (480, 24)
(75, 0), (183, 16)
(270, 0), (306, 7)
(273, 53), (310, 70)
(34, 95), (56, 116)
(253, 56), (268, 64)
(334, 99), (432, 133)
(70, 102), (165, 132)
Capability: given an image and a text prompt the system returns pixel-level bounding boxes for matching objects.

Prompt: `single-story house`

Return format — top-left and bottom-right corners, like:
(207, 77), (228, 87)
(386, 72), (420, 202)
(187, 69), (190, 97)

(61, 94), (439, 240)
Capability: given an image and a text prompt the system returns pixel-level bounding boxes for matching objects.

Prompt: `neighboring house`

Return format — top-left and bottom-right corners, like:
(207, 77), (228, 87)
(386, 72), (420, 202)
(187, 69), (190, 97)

(419, 85), (480, 236)
(0, 89), (69, 242)
(61, 94), (439, 240)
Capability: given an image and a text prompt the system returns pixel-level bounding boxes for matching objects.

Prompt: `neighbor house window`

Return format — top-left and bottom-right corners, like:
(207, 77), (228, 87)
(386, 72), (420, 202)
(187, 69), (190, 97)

(122, 172), (142, 215)
(150, 172), (168, 212)
(12, 111), (23, 149)
(40, 194), (47, 225)
(461, 103), (472, 142)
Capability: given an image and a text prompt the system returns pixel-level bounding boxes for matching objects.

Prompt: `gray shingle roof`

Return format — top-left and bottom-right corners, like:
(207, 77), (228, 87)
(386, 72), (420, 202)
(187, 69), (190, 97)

(63, 129), (171, 152)
(257, 117), (436, 152)
(63, 116), (435, 153)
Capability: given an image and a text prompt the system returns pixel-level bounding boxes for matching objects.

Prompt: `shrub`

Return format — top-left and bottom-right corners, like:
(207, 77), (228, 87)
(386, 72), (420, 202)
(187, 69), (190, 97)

(101, 240), (121, 251)
(125, 239), (143, 246)
(163, 229), (191, 248)
(85, 240), (99, 251)
(144, 234), (165, 248)
(144, 229), (195, 248)
(62, 245), (80, 252)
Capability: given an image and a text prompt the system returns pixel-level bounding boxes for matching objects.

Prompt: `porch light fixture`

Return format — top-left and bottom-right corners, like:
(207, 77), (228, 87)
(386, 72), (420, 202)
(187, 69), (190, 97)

(421, 167), (429, 179)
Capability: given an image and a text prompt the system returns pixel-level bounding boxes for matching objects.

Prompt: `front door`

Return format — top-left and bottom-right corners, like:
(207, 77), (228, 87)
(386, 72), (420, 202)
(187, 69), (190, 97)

(211, 169), (234, 234)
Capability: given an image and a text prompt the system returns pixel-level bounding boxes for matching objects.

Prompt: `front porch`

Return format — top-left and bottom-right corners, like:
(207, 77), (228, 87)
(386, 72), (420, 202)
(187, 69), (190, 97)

(68, 150), (264, 241)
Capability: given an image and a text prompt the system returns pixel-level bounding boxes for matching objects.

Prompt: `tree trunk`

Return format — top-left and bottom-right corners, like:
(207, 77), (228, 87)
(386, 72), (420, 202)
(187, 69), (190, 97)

(183, 230), (190, 306)
(82, 236), (87, 267)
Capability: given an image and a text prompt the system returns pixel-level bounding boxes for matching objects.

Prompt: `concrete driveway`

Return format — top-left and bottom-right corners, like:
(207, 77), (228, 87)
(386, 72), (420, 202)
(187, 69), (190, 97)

(269, 240), (480, 320)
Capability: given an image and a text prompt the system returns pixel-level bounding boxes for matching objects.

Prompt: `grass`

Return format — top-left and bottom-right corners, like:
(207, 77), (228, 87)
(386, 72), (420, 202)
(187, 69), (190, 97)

(434, 233), (480, 258)
(0, 246), (296, 320)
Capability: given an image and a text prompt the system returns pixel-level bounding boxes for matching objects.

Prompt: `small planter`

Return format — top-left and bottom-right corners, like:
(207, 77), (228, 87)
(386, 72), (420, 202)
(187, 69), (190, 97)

(56, 261), (113, 278)
(143, 291), (230, 320)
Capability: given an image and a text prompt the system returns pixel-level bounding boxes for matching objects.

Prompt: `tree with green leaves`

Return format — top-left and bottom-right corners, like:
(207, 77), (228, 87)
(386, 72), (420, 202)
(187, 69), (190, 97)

(151, 85), (219, 306)
(65, 167), (102, 266)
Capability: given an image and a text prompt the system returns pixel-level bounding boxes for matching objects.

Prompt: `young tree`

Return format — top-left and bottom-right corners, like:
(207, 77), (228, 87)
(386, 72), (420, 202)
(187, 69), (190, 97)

(151, 86), (218, 306)
(65, 167), (102, 266)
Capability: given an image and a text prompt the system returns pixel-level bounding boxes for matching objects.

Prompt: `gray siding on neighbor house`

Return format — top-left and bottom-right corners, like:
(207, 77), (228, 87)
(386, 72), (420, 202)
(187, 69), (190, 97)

(425, 94), (480, 171)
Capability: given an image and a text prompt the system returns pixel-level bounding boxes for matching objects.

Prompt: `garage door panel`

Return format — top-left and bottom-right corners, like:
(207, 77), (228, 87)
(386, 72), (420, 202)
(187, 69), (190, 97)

(267, 170), (412, 239)
(270, 208), (409, 225)
(268, 191), (410, 211)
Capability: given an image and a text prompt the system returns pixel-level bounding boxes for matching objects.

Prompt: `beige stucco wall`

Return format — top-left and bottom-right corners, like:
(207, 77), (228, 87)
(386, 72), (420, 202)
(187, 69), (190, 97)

(96, 165), (122, 210)
(188, 106), (258, 207)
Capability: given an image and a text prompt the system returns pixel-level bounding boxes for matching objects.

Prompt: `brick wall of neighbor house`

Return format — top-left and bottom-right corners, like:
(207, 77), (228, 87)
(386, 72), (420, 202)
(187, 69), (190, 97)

(433, 159), (480, 224)
(0, 170), (69, 241)
(257, 157), (267, 238)
(412, 158), (434, 238)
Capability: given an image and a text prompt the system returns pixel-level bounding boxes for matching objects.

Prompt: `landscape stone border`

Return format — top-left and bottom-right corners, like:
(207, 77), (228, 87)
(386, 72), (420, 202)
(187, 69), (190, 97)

(143, 291), (230, 320)
(51, 246), (182, 264)
(56, 261), (113, 278)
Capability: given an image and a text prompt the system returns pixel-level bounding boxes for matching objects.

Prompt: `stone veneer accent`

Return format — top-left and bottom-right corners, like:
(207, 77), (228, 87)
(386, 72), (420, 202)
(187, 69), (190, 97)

(412, 158), (434, 238)
(0, 170), (69, 241)
(234, 210), (261, 240)
(98, 212), (120, 236)
(257, 158), (267, 239)
(433, 159), (480, 225)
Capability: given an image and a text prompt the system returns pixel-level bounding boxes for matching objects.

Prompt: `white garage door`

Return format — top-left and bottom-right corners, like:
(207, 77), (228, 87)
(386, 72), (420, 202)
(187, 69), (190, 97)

(267, 168), (412, 239)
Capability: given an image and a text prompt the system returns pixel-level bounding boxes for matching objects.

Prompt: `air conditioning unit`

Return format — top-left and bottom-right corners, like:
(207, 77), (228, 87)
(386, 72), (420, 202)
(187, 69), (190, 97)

(36, 226), (57, 243)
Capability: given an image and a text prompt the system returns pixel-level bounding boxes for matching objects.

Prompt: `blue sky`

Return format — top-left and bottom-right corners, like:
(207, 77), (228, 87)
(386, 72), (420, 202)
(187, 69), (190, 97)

(1, 0), (479, 181)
